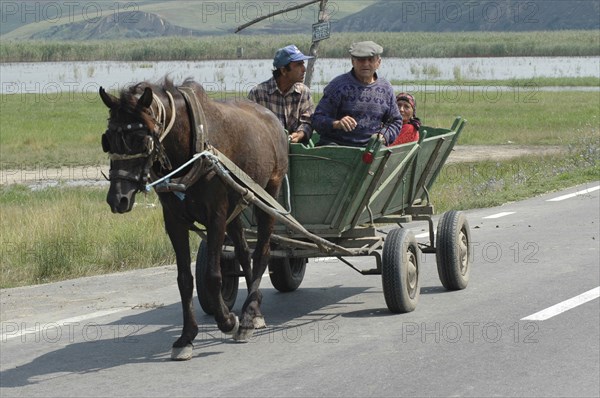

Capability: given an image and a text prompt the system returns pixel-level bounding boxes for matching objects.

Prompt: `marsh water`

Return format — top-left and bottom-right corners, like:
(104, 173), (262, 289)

(1, 56), (598, 94)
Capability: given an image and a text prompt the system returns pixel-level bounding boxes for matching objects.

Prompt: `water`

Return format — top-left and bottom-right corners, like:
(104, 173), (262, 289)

(1, 56), (598, 94)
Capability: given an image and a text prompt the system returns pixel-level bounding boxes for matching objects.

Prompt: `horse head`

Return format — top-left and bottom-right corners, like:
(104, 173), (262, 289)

(100, 86), (158, 213)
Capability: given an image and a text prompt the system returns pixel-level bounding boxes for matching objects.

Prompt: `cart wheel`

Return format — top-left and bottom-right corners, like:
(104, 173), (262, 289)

(382, 228), (421, 313)
(436, 210), (471, 290)
(196, 240), (239, 315)
(269, 257), (307, 292)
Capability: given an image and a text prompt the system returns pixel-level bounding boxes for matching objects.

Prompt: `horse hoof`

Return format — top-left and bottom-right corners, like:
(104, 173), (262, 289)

(233, 327), (254, 343)
(223, 315), (239, 336)
(171, 344), (193, 361)
(253, 316), (267, 329)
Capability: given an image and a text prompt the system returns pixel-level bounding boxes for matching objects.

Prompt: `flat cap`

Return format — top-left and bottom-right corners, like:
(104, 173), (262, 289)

(349, 41), (383, 57)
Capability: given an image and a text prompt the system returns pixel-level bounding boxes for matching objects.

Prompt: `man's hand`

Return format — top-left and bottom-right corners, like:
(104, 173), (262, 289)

(333, 116), (358, 132)
(289, 131), (305, 143)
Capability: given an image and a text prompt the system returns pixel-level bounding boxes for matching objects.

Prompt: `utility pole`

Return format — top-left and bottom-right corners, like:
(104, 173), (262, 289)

(304, 0), (329, 88)
(235, 0), (330, 88)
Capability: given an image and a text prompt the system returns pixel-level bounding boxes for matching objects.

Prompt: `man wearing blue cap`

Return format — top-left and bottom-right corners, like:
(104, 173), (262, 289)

(248, 45), (315, 144)
(312, 41), (402, 147)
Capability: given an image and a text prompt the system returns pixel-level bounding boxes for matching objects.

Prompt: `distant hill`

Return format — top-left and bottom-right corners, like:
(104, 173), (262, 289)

(334, 0), (600, 32)
(0, 0), (375, 40)
(28, 11), (202, 40)
(1, 0), (598, 40)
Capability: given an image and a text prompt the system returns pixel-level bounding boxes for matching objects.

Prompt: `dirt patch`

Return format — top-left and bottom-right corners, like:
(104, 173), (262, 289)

(0, 145), (565, 186)
(446, 145), (564, 164)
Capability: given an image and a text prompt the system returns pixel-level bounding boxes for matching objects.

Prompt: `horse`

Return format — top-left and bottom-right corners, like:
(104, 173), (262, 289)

(99, 78), (289, 360)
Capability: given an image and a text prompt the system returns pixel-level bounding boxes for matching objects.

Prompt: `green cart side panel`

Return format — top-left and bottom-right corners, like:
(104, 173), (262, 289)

(354, 117), (465, 222)
(408, 117), (466, 204)
(241, 118), (465, 238)
(285, 136), (409, 235)
(354, 143), (419, 225)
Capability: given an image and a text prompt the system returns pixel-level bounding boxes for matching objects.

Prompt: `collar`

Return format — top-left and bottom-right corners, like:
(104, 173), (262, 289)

(268, 77), (301, 96)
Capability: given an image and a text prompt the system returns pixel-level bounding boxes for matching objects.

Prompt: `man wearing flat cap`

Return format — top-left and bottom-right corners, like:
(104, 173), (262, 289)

(248, 45), (315, 144)
(312, 41), (402, 147)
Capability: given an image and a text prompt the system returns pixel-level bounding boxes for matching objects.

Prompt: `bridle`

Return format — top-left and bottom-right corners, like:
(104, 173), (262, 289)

(102, 91), (176, 191)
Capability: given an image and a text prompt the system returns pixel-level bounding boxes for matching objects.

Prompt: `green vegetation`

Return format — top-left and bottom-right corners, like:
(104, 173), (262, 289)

(2, 30), (599, 62)
(0, 185), (193, 287)
(0, 91), (107, 166)
(1, 84), (598, 288)
(311, 87), (598, 146)
(389, 77), (600, 88)
(1, 134), (597, 288)
(431, 132), (600, 212)
(1, 86), (598, 166)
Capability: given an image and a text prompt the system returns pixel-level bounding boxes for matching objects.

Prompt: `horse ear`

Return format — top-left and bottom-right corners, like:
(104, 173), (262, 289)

(99, 87), (118, 109)
(138, 87), (153, 109)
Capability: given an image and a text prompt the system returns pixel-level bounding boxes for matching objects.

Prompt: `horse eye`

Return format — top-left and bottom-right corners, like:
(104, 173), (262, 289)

(101, 133), (111, 153)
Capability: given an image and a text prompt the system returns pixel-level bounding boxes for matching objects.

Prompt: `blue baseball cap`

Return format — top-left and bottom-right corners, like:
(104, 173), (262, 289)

(273, 45), (313, 68)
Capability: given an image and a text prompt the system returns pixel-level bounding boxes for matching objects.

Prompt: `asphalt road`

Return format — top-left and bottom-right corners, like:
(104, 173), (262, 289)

(1, 182), (599, 397)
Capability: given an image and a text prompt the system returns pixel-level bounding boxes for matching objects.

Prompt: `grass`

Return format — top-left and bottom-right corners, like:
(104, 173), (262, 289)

(0, 92), (108, 166)
(0, 185), (200, 288)
(0, 84), (598, 288)
(431, 132), (600, 211)
(313, 88), (600, 146)
(1, 133), (597, 288)
(389, 77), (600, 87)
(1, 31), (599, 62)
(1, 86), (599, 166)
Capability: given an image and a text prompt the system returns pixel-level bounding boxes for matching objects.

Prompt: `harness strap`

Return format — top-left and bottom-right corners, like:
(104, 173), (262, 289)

(156, 91), (176, 142)
(178, 86), (207, 153)
(149, 86), (212, 193)
(109, 168), (143, 182)
(108, 152), (148, 161)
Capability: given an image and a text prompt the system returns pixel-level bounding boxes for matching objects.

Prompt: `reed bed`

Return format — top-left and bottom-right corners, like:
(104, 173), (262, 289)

(1, 31), (599, 62)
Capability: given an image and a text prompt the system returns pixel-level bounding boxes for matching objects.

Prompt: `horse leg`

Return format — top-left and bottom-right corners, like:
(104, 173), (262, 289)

(163, 212), (198, 361)
(205, 209), (240, 336)
(234, 206), (274, 341)
(226, 217), (252, 291)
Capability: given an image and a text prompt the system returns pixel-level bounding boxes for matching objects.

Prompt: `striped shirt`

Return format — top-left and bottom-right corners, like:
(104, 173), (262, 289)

(248, 77), (314, 142)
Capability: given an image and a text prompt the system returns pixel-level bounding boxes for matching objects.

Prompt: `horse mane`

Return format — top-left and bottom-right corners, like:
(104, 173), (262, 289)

(118, 77), (210, 113)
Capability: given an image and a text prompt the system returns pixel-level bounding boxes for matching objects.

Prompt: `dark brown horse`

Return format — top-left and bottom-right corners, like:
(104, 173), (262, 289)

(99, 78), (288, 360)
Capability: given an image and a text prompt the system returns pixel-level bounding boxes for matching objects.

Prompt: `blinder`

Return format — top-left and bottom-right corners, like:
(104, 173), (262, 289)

(101, 132), (111, 153)
(102, 122), (158, 190)
(102, 123), (151, 156)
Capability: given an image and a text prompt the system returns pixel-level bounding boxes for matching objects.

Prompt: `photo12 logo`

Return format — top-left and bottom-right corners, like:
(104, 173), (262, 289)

(198, 1), (339, 24)
(400, 321), (539, 344)
(398, 1), (539, 25)
(1, 2), (140, 25)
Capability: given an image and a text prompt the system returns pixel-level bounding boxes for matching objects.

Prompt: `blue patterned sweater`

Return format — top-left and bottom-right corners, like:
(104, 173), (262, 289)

(312, 70), (402, 147)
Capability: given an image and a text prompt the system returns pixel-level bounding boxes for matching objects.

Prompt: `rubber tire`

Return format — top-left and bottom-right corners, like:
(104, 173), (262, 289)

(436, 210), (471, 290)
(195, 240), (239, 315)
(382, 228), (421, 313)
(268, 257), (307, 292)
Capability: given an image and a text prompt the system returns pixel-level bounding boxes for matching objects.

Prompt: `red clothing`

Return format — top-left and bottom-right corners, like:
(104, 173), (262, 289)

(391, 123), (419, 146)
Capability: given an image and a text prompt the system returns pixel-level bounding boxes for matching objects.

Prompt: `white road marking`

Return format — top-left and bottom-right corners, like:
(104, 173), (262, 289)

(414, 232), (430, 239)
(521, 286), (600, 321)
(546, 185), (600, 202)
(1, 308), (130, 341)
(483, 211), (516, 219)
